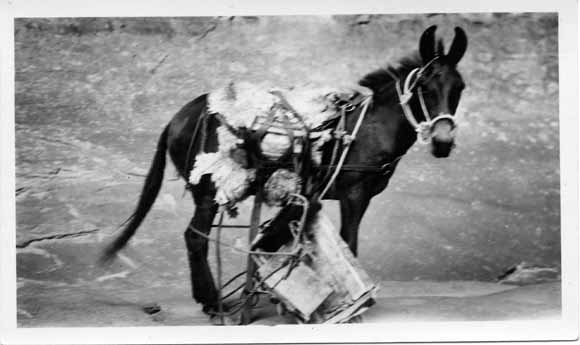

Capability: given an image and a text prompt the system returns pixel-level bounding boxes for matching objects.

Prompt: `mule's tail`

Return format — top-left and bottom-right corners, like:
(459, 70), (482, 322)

(99, 125), (170, 265)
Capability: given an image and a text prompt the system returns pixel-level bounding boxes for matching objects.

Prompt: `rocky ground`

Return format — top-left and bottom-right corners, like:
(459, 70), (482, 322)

(14, 14), (560, 326)
(18, 279), (560, 327)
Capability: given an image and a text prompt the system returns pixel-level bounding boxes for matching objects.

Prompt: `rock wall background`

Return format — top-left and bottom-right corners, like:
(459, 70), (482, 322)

(15, 13), (559, 311)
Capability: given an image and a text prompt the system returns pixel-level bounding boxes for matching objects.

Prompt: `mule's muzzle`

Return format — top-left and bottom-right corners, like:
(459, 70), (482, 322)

(430, 116), (456, 158)
(431, 137), (455, 158)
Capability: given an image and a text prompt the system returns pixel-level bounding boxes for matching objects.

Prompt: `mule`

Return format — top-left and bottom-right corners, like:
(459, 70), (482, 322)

(100, 25), (467, 319)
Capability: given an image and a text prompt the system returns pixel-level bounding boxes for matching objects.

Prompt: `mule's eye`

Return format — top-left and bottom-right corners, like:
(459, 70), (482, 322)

(429, 71), (444, 82)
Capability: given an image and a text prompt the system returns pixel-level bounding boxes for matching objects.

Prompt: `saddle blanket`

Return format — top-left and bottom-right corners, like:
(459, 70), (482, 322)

(189, 81), (372, 206)
(207, 81), (371, 129)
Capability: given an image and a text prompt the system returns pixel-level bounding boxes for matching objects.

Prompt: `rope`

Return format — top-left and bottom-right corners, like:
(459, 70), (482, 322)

(187, 224), (301, 257)
(317, 96), (372, 201)
(417, 86), (432, 122)
(401, 68), (420, 104)
(215, 211), (225, 325)
(205, 251), (302, 319)
(395, 76), (420, 129)
(384, 67), (422, 130)
(222, 270), (247, 289)
(316, 108), (344, 193)
(221, 278), (247, 301)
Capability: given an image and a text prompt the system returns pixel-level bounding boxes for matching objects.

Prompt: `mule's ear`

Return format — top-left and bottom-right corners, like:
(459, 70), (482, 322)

(419, 25), (437, 63)
(447, 27), (467, 65)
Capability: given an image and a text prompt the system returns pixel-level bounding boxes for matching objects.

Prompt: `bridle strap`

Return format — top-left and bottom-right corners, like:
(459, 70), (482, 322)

(390, 56), (457, 144)
(393, 74), (419, 129)
(417, 86), (432, 122)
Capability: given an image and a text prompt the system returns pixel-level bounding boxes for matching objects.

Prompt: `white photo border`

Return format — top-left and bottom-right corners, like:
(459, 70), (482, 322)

(1, 0), (578, 343)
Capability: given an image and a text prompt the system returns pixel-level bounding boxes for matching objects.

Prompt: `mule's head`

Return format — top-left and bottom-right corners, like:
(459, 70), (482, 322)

(417, 25), (467, 158)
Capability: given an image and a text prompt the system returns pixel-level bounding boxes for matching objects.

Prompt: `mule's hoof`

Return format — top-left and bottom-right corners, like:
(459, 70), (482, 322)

(209, 314), (239, 326)
(203, 304), (241, 325)
(275, 302), (287, 316)
(363, 297), (376, 308)
(347, 315), (364, 323)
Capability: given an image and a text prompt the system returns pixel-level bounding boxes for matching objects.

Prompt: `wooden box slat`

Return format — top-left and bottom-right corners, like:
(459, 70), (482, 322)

(254, 211), (377, 323)
(257, 257), (333, 321)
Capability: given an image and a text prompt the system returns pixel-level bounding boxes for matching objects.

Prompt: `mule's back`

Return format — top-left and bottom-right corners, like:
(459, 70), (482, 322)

(207, 81), (371, 129)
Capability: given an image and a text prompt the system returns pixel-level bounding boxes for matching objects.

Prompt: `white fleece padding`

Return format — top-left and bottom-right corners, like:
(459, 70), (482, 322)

(189, 152), (256, 205)
(190, 81), (372, 206)
(189, 126), (255, 205)
(207, 81), (372, 129)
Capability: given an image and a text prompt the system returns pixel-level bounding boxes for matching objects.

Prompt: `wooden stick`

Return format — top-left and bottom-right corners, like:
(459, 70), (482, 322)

(240, 187), (263, 325)
(215, 211), (225, 325)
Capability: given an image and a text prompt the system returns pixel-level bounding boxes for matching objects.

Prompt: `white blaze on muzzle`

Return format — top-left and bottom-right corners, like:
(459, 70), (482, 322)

(429, 114), (457, 142)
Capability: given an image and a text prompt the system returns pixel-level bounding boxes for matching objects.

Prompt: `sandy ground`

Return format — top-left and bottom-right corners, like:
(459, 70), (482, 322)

(17, 279), (560, 327)
(14, 14), (561, 327)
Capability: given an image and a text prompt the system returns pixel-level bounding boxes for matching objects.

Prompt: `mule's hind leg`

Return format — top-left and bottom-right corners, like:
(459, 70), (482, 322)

(183, 176), (220, 313)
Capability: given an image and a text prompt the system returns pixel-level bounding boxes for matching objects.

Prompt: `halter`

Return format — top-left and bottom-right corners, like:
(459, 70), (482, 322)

(391, 56), (457, 144)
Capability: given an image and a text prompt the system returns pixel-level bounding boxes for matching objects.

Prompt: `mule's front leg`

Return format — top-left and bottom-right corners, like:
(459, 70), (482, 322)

(339, 191), (370, 257)
(184, 196), (219, 313)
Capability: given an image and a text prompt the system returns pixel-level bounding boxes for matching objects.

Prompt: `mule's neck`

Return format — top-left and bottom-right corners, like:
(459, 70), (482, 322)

(370, 71), (428, 157)
(375, 102), (418, 159)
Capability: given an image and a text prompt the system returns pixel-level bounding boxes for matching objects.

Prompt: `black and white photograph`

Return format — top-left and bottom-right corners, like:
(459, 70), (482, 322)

(1, 0), (578, 343)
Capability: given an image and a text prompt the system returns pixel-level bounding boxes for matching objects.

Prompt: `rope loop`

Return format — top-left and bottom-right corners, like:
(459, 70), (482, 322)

(416, 121), (433, 144)
(399, 92), (413, 105)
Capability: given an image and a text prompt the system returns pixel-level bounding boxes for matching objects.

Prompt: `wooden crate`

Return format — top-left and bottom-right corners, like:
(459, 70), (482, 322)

(254, 211), (377, 323)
